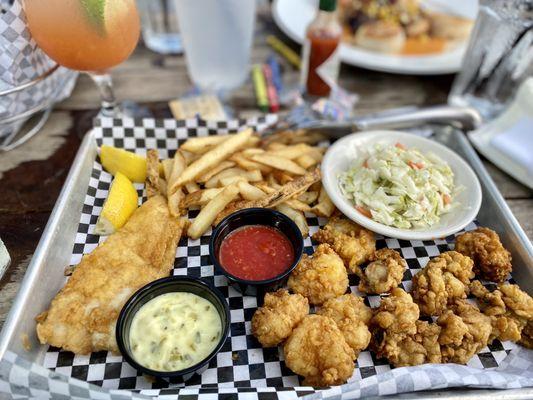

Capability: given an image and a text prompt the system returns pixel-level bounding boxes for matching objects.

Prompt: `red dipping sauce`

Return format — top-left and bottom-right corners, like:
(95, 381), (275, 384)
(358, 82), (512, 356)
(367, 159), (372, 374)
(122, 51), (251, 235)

(218, 225), (295, 281)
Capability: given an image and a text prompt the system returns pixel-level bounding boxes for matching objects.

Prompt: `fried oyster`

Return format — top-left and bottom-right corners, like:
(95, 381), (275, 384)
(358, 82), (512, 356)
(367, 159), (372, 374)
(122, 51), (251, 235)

(455, 227), (512, 283)
(370, 288), (442, 367)
(251, 289), (309, 347)
(312, 216), (375, 273)
(437, 300), (492, 364)
(288, 244), (348, 305)
(411, 251), (474, 317)
(284, 314), (355, 386)
(356, 248), (407, 294)
(317, 294), (372, 357)
(470, 280), (533, 344)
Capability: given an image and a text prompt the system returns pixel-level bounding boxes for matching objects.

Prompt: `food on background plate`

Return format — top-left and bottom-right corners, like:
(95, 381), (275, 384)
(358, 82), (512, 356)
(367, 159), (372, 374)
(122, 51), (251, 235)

(100, 145), (147, 183)
(283, 314), (355, 386)
(338, 0), (473, 55)
(252, 289), (309, 347)
(437, 300), (492, 364)
(355, 248), (406, 294)
(129, 292), (222, 372)
(339, 142), (461, 230)
(36, 196), (185, 354)
(411, 251), (474, 317)
(316, 294), (372, 356)
(520, 322), (533, 349)
(94, 172), (138, 235)
(470, 280), (533, 344)
(218, 225), (295, 281)
(455, 227), (512, 283)
(312, 216), (375, 273)
(288, 244), (348, 306)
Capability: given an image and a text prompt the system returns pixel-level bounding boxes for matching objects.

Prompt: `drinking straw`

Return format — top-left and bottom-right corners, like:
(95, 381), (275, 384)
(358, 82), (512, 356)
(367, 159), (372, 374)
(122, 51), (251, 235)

(252, 64), (269, 112)
(262, 64), (280, 113)
(267, 55), (284, 93)
(266, 35), (301, 69)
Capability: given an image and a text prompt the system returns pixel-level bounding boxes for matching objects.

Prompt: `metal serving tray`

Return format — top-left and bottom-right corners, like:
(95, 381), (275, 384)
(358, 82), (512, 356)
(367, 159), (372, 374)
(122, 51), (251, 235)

(0, 124), (531, 399)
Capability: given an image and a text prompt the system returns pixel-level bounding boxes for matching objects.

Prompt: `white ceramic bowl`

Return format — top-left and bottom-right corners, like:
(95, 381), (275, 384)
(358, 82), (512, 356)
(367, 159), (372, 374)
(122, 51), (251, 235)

(321, 130), (482, 240)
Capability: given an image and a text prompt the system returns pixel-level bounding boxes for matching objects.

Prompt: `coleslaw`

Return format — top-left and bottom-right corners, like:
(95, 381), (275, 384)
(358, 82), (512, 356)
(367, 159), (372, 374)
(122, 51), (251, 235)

(338, 142), (461, 229)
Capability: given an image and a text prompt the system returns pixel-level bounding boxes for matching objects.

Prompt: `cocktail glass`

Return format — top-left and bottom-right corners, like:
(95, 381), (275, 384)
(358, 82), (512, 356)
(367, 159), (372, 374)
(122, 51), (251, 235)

(23, 0), (141, 117)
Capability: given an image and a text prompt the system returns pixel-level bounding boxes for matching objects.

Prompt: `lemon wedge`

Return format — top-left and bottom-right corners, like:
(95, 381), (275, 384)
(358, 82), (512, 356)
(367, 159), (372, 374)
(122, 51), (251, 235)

(100, 145), (147, 183)
(95, 172), (138, 235)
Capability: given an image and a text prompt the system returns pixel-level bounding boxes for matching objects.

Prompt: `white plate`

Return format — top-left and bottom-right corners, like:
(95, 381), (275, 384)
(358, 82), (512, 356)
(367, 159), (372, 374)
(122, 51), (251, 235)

(321, 131), (482, 240)
(272, 0), (478, 75)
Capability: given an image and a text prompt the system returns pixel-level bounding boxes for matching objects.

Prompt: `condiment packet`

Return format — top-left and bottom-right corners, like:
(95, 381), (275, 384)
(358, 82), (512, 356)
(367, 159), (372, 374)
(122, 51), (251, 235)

(169, 94), (228, 120)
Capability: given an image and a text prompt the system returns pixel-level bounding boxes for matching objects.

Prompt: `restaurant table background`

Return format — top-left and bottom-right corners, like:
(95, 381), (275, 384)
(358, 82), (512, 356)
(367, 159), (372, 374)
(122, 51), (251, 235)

(0, 5), (531, 332)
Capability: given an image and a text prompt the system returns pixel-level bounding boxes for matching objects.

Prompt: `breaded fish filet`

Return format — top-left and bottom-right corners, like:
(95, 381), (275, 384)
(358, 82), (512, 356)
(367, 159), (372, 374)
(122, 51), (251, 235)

(36, 195), (184, 354)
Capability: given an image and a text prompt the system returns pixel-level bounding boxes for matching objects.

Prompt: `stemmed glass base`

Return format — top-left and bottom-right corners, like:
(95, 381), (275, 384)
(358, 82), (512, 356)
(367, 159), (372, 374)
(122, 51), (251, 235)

(87, 72), (151, 119)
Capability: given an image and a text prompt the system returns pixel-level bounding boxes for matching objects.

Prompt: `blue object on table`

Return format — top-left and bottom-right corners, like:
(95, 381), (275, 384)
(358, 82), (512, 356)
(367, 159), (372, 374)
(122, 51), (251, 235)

(267, 55), (283, 93)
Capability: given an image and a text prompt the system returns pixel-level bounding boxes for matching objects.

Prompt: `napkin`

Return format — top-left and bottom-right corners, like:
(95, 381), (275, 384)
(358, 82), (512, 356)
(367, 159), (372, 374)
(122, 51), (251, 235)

(490, 117), (533, 178)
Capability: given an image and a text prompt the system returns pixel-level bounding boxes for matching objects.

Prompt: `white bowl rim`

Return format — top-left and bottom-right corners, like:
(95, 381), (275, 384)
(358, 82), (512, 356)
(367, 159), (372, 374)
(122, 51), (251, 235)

(321, 130), (482, 240)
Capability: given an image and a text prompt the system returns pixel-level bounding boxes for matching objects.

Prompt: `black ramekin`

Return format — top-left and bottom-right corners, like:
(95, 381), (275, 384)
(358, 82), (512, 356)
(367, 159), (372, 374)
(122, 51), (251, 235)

(116, 276), (230, 381)
(209, 208), (304, 297)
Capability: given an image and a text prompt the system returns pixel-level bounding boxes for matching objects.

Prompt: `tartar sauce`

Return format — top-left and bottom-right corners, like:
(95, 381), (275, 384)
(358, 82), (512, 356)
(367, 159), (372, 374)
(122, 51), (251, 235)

(129, 292), (222, 372)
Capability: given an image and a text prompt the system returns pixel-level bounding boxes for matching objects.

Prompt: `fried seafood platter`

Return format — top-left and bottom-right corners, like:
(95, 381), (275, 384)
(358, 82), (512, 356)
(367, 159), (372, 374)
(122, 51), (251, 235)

(36, 127), (532, 390)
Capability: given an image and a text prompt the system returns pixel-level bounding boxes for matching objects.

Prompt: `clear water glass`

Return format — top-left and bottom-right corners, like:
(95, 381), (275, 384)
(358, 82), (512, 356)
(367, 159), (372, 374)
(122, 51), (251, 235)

(448, 0), (533, 118)
(174, 0), (256, 92)
(137, 0), (182, 54)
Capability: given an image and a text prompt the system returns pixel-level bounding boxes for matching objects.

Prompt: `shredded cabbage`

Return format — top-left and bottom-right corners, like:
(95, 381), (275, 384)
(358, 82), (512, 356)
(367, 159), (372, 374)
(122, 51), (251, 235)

(338, 142), (461, 229)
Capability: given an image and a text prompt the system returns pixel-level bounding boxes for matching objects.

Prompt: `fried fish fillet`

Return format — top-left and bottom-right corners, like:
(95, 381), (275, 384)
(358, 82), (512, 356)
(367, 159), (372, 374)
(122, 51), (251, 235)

(36, 195), (185, 354)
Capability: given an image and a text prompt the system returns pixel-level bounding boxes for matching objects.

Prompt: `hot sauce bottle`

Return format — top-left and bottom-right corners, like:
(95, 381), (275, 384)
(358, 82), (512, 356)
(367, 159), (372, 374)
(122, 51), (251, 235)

(300, 0), (342, 97)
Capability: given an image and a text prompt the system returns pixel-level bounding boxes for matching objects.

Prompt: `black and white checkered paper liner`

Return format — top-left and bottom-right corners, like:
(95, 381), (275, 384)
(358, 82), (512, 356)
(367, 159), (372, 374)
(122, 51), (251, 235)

(15, 116), (528, 399)
(0, 0), (77, 136)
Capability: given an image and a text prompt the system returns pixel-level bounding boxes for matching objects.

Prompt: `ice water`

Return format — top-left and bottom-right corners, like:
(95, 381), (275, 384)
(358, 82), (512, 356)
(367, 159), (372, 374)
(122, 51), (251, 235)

(174, 0), (256, 92)
(137, 0), (182, 54)
(448, 0), (533, 118)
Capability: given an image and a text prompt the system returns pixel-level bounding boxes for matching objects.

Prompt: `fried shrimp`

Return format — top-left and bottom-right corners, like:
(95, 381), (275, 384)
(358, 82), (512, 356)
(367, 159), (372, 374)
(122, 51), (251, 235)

(252, 289), (309, 347)
(312, 216), (375, 273)
(284, 314), (355, 386)
(288, 244), (348, 305)
(370, 288), (441, 367)
(317, 294), (372, 356)
(455, 227), (512, 283)
(357, 248), (406, 294)
(437, 300), (492, 364)
(411, 251), (474, 317)
(470, 280), (533, 344)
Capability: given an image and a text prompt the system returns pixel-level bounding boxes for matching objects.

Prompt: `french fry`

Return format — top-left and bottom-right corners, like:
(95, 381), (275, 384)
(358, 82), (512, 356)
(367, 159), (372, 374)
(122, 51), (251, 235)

(167, 151), (186, 195)
(213, 168), (321, 225)
(161, 159), (174, 181)
(266, 142), (287, 152)
(312, 185), (335, 217)
(241, 148), (265, 157)
(272, 170), (293, 184)
(181, 188), (224, 208)
(184, 181), (200, 194)
(254, 182), (276, 194)
(168, 190), (183, 217)
(180, 150), (200, 165)
(146, 149), (160, 198)
(296, 153), (319, 169)
(276, 203), (309, 237)
(297, 191), (318, 204)
(205, 168), (262, 188)
(187, 184), (240, 239)
(230, 153), (272, 173)
(266, 173), (281, 189)
(158, 177), (168, 197)
(180, 135), (228, 153)
(238, 180), (266, 201)
(252, 154), (307, 175)
(197, 160), (236, 183)
(269, 143), (314, 160)
(284, 198), (312, 213)
(219, 176), (247, 187)
(175, 128), (253, 186)
(243, 135), (260, 149)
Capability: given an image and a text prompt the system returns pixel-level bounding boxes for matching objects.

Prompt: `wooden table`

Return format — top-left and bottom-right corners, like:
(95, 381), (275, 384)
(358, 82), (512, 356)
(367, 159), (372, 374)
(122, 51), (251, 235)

(0, 8), (531, 330)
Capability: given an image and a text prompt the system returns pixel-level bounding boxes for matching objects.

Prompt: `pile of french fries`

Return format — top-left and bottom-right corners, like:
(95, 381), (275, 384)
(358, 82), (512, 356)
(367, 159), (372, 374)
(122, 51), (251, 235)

(145, 128), (334, 240)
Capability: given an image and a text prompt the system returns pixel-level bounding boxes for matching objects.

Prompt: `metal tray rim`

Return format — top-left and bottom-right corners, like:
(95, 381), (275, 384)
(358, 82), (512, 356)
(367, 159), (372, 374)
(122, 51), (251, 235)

(0, 126), (531, 399)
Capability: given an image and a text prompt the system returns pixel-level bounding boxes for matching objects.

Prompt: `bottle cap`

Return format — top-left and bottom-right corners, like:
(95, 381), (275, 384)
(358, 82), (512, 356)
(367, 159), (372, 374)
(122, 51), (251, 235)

(319, 0), (336, 12)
